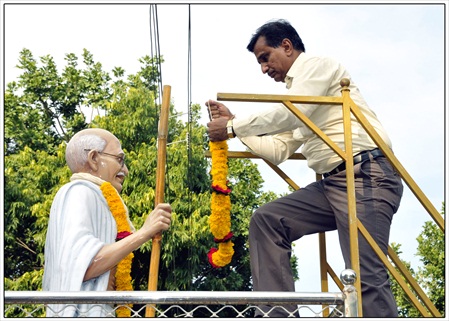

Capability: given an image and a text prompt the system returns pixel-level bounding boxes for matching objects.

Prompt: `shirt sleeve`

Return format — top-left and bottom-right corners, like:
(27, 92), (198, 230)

(233, 104), (302, 137)
(240, 131), (304, 165)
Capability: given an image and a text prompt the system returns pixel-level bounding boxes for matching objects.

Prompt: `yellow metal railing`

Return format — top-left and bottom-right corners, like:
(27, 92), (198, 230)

(210, 78), (443, 317)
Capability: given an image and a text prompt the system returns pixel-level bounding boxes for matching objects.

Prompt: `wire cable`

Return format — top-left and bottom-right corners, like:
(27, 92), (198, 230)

(149, 5), (163, 110)
(186, 4), (193, 290)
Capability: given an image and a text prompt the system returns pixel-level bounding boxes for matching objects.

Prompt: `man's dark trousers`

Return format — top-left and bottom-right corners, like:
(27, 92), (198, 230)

(249, 154), (403, 317)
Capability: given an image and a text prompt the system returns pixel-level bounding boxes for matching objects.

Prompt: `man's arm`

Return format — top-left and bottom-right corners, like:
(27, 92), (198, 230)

(83, 203), (172, 281)
(240, 132), (303, 165)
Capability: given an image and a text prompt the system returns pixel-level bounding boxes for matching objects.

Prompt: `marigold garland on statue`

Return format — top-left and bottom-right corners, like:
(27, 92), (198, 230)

(100, 182), (134, 318)
(208, 140), (234, 268)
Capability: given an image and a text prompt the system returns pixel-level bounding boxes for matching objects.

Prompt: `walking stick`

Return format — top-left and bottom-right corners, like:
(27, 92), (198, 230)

(145, 85), (171, 317)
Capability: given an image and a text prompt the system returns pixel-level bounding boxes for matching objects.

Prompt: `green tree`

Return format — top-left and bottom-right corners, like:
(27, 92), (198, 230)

(389, 243), (421, 318)
(415, 203), (445, 316)
(4, 49), (298, 317)
(390, 204), (445, 317)
(4, 48), (111, 281)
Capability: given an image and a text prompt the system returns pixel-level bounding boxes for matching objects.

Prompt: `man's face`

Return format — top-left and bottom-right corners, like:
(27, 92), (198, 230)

(253, 36), (292, 83)
(94, 134), (128, 193)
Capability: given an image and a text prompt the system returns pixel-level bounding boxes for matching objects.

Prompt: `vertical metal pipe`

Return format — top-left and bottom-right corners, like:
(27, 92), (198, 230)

(341, 269), (358, 317)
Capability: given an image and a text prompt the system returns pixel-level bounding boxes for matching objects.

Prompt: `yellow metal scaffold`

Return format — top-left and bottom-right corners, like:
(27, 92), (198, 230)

(212, 78), (443, 317)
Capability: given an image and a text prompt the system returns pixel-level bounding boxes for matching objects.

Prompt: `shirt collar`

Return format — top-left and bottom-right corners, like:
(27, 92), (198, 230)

(284, 52), (307, 89)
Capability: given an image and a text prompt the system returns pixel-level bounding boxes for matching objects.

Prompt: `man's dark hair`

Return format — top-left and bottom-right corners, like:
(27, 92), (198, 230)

(246, 19), (305, 53)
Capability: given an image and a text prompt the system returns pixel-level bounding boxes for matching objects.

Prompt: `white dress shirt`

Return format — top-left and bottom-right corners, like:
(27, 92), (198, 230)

(234, 53), (392, 174)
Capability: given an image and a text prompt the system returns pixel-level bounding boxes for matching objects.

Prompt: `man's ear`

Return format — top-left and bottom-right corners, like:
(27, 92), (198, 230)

(281, 38), (294, 56)
(86, 150), (99, 172)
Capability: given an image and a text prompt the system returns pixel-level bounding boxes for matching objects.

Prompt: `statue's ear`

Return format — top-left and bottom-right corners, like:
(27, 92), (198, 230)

(86, 149), (100, 172)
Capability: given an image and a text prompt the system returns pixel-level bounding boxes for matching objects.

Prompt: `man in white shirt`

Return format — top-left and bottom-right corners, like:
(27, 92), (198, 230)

(43, 128), (172, 317)
(207, 19), (403, 317)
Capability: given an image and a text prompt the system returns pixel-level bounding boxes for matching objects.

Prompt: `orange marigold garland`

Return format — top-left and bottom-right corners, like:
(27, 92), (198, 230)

(100, 182), (134, 318)
(208, 140), (234, 268)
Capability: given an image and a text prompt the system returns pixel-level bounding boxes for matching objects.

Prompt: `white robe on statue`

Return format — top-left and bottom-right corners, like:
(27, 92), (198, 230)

(43, 177), (117, 317)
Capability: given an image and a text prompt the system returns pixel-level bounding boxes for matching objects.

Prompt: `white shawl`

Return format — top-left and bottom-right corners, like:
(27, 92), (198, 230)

(43, 173), (119, 317)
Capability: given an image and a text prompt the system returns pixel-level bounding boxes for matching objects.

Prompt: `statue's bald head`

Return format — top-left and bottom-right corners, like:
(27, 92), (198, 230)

(65, 128), (115, 173)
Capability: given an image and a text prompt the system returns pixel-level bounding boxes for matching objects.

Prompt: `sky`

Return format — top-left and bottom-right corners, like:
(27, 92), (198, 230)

(1, 0), (447, 316)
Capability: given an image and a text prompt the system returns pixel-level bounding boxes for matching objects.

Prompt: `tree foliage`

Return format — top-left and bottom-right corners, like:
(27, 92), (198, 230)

(389, 204), (445, 317)
(389, 243), (421, 318)
(415, 203), (445, 315)
(4, 49), (296, 317)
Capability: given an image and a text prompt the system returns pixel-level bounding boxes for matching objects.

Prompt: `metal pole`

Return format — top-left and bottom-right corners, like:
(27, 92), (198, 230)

(340, 78), (363, 315)
(341, 269), (358, 317)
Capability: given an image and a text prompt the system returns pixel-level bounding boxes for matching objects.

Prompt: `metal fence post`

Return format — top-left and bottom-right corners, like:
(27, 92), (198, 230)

(341, 269), (358, 317)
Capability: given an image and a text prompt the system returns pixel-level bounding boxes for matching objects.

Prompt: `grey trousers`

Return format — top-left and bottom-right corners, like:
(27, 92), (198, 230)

(249, 154), (403, 317)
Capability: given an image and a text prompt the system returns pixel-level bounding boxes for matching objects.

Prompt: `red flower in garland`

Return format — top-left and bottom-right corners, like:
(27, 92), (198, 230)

(211, 184), (232, 195)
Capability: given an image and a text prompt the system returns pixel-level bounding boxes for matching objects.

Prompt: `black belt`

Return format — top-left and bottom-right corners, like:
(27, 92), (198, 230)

(323, 148), (384, 178)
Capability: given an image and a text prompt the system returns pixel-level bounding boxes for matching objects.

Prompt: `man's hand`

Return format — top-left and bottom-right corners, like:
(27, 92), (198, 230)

(207, 117), (229, 141)
(206, 99), (233, 120)
(205, 99), (234, 141)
